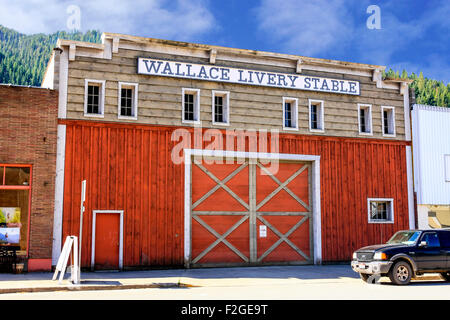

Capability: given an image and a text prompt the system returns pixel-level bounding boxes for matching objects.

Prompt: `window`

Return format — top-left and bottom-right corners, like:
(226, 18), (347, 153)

(0, 165), (32, 253)
(84, 79), (105, 117)
(368, 198), (394, 223)
(212, 91), (230, 125)
(445, 155), (450, 182)
(420, 232), (440, 248)
(182, 88), (200, 124)
(309, 99), (324, 132)
(358, 104), (372, 135)
(381, 106), (395, 136)
(118, 82), (138, 120)
(283, 97), (298, 130)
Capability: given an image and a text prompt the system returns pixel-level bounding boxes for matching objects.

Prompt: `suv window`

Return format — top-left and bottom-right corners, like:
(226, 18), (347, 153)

(438, 231), (450, 248)
(421, 232), (440, 248)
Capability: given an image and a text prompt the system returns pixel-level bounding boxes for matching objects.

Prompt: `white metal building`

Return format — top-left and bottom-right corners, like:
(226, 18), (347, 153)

(411, 104), (450, 229)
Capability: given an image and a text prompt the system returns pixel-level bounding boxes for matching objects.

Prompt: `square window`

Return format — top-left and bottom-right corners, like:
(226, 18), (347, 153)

(309, 99), (324, 132)
(358, 104), (372, 135)
(84, 80), (105, 117)
(182, 88), (200, 124)
(118, 82), (138, 120)
(368, 198), (394, 223)
(212, 91), (230, 125)
(382, 106), (395, 136)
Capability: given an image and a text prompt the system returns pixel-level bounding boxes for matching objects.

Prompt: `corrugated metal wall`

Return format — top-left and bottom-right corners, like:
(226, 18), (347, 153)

(412, 105), (450, 205)
(62, 120), (411, 267)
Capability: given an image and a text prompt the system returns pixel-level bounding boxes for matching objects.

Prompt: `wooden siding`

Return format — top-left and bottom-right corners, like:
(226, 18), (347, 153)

(61, 120), (410, 267)
(63, 48), (406, 140)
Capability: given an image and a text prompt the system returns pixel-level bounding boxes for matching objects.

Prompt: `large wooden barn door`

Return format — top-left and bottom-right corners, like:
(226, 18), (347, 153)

(190, 157), (313, 267)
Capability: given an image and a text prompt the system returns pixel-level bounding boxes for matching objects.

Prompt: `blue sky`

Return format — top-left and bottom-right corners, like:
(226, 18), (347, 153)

(0, 0), (448, 83)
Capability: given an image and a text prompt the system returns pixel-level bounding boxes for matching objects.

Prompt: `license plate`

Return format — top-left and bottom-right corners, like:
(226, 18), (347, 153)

(358, 263), (366, 269)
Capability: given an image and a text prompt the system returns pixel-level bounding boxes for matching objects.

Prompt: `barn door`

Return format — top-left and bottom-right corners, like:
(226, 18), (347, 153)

(190, 157), (313, 267)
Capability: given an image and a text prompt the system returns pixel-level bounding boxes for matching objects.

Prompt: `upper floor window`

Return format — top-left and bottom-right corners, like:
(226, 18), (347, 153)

(118, 82), (138, 120)
(368, 198), (394, 223)
(84, 79), (105, 118)
(358, 104), (372, 135)
(212, 91), (230, 126)
(182, 88), (200, 124)
(309, 99), (324, 132)
(283, 97), (298, 130)
(381, 106), (395, 137)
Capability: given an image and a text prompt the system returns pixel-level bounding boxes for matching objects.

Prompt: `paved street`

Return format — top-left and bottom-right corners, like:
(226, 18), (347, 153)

(0, 265), (449, 300)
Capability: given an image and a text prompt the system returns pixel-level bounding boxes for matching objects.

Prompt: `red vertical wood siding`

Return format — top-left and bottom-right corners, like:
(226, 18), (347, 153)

(62, 120), (411, 267)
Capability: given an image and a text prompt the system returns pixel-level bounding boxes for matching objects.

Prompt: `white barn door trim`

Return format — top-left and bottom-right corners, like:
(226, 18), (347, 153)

(183, 149), (322, 267)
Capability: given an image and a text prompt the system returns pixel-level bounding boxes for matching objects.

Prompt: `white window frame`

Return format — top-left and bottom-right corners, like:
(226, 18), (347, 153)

(308, 99), (324, 133)
(282, 97), (299, 131)
(118, 82), (138, 120)
(445, 154), (450, 182)
(84, 79), (105, 118)
(182, 88), (201, 124)
(358, 104), (373, 135)
(381, 106), (396, 137)
(367, 198), (394, 224)
(211, 90), (230, 126)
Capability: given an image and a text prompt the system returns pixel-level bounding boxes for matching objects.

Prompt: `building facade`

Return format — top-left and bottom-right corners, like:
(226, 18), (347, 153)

(0, 84), (58, 271)
(412, 104), (450, 229)
(43, 33), (415, 270)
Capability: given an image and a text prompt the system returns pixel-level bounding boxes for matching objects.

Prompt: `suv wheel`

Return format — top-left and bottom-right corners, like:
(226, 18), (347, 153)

(440, 272), (450, 282)
(389, 261), (412, 285)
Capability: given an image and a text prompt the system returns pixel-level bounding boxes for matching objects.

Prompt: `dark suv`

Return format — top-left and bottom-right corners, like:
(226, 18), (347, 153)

(351, 229), (450, 285)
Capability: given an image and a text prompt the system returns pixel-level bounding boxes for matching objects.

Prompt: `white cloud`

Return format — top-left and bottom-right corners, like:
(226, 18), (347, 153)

(0, 0), (216, 41)
(255, 0), (354, 57)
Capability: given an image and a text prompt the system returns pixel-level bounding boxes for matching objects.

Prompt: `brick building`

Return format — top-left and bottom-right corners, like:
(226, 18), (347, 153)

(0, 84), (58, 271)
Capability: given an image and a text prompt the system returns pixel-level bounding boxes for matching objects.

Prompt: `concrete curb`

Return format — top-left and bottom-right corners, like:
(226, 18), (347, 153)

(0, 282), (196, 295)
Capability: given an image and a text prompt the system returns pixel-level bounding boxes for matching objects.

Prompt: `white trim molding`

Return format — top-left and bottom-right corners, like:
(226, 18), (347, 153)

(183, 149), (322, 266)
(182, 88), (201, 125)
(91, 210), (124, 271)
(118, 82), (139, 120)
(84, 79), (106, 118)
(211, 90), (230, 126)
(308, 99), (325, 133)
(52, 124), (67, 266)
(282, 97), (299, 131)
(406, 146), (416, 229)
(358, 103), (373, 136)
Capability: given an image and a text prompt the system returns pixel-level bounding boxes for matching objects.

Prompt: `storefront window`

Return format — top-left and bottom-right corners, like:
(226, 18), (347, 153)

(0, 165), (31, 255)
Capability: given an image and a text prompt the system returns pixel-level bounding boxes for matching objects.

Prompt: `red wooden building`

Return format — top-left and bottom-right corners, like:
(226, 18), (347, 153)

(43, 33), (415, 270)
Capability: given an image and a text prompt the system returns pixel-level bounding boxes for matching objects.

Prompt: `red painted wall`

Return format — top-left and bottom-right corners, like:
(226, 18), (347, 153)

(61, 120), (410, 267)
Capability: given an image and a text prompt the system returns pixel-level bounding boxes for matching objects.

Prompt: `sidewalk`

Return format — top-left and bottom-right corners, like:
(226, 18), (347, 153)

(0, 265), (442, 294)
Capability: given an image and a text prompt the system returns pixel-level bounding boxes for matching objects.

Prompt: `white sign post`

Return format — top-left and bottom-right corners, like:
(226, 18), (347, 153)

(76, 180), (86, 284)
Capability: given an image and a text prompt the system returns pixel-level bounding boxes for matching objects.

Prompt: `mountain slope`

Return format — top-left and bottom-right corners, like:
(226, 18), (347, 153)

(0, 25), (101, 86)
(0, 25), (448, 107)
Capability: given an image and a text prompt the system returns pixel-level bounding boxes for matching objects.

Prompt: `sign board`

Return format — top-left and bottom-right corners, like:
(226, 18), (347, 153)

(259, 225), (267, 238)
(0, 208), (21, 245)
(137, 57), (360, 95)
(52, 236), (79, 284)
